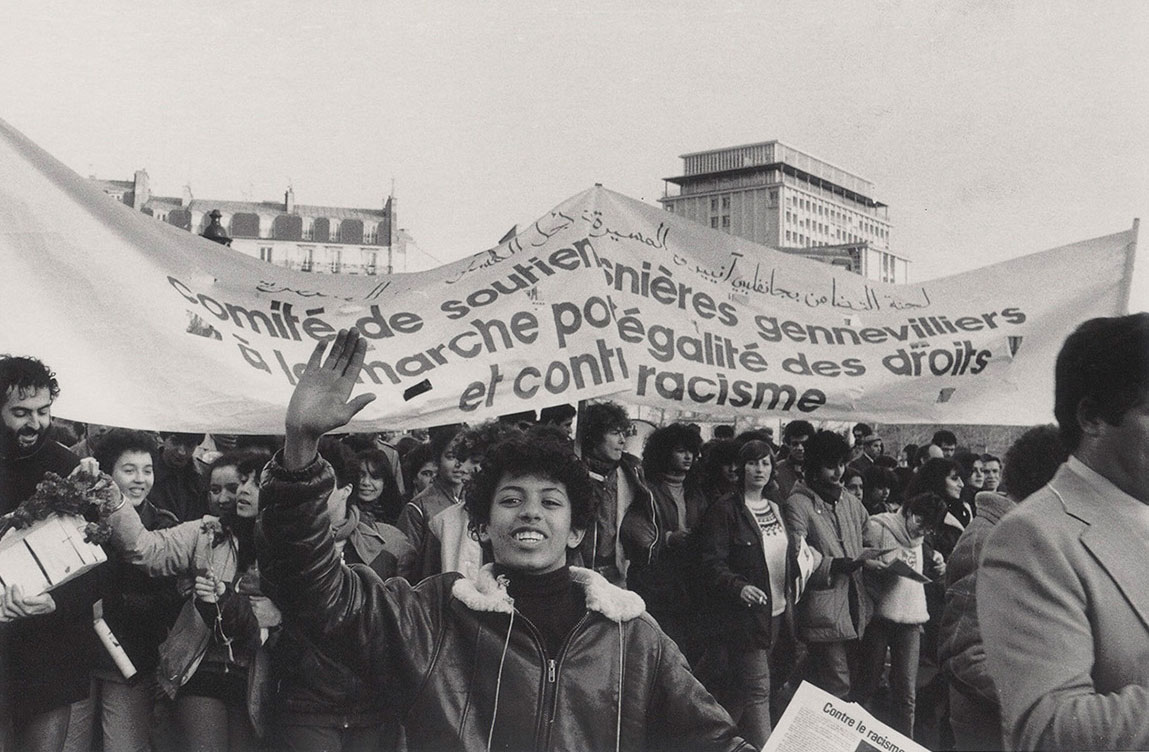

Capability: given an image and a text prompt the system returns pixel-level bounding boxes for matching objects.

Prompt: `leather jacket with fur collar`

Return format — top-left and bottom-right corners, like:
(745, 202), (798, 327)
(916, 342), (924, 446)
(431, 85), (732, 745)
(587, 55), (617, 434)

(258, 452), (752, 752)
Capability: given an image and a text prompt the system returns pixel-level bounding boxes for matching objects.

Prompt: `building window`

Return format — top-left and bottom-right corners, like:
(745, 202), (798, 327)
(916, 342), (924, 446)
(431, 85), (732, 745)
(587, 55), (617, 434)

(711, 198), (719, 211)
(365, 251), (378, 275)
(301, 247), (314, 272)
(721, 216), (730, 230)
(721, 196), (730, 210)
(329, 248), (343, 274)
(711, 217), (719, 229)
(259, 246), (273, 263)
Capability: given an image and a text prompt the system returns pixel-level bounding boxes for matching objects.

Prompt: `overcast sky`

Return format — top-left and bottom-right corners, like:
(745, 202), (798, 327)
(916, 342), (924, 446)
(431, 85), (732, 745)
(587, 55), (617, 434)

(3, 0), (1147, 301)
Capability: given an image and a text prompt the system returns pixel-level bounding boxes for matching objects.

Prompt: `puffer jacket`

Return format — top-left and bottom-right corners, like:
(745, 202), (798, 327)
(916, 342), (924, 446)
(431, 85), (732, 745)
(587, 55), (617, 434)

(258, 453), (753, 752)
(939, 490), (1017, 703)
(782, 483), (872, 643)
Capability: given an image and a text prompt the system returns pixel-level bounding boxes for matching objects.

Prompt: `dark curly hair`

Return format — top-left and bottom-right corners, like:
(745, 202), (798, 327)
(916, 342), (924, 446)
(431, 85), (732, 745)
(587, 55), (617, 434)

(0, 355), (60, 405)
(802, 430), (850, 485)
(401, 441), (435, 491)
(464, 431), (595, 539)
(700, 438), (740, 499)
(641, 423), (703, 477)
(234, 449), (272, 483)
(94, 429), (157, 475)
(578, 400), (630, 456)
(427, 423), (465, 463)
(458, 419), (518, 460)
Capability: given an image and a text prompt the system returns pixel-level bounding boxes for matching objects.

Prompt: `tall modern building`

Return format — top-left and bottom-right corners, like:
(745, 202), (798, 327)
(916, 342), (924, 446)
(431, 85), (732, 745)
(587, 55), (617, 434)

(92, 170), (404, 276)
(660, 140), (909, 283)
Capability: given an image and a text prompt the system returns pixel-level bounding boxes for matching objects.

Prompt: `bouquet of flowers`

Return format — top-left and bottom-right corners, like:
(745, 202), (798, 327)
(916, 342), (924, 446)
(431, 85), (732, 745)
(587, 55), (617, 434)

(0, 468), (121, 544)
(0, 468), (118, 594)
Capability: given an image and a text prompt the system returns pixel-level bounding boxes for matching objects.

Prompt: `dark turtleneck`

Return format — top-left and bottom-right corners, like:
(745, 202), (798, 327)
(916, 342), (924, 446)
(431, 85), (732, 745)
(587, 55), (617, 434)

(584, 452), (620, 478)
(493, 564), (586, 658)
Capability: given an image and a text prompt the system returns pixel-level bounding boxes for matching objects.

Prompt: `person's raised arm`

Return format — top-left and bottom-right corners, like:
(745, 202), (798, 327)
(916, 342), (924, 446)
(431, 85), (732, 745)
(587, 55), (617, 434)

(284, 328), (377, 470)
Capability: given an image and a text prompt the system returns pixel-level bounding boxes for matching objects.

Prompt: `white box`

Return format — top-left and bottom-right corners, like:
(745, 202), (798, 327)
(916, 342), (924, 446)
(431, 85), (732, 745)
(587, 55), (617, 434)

(0, 514), (107, 595)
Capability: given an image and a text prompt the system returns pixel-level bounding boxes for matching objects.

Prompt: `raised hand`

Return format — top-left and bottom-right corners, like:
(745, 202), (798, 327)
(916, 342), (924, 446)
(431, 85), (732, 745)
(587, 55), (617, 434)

(284, 328), (377, 469)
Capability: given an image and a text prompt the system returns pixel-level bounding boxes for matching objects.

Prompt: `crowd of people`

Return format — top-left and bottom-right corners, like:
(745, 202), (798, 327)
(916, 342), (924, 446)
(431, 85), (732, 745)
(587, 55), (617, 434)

(0, 311), (1146, 752)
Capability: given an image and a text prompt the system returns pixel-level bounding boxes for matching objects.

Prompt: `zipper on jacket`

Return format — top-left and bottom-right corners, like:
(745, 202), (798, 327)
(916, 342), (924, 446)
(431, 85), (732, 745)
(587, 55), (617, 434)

(534, 611), (593, 751)
(646, 491), (659, 565)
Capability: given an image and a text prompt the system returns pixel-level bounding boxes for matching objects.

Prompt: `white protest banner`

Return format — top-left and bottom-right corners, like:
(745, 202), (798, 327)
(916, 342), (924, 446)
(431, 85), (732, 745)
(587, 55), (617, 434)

(763, 681), (929, 752)
(527, 188), (1136, 424)
(0, 116), (1138, 430)
(0, 118), (629, 431)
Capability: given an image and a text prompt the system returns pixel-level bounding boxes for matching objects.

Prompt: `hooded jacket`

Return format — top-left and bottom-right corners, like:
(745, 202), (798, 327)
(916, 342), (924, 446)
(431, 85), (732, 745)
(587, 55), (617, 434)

(258, 453), (752, 752)
(782, 482), (872, 643)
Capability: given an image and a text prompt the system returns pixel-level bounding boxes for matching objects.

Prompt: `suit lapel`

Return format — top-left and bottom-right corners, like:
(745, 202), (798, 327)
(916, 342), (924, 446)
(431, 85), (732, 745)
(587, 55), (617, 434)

(1058, 467), (1149, 632)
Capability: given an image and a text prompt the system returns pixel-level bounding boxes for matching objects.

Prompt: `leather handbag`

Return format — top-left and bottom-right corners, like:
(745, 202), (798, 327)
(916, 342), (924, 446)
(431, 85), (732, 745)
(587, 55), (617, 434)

(156, 596), (212, 699)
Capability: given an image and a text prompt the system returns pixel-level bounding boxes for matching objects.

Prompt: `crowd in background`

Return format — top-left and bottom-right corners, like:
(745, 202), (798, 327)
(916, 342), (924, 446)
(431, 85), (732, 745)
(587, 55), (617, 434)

(1, 311), (1145, 752)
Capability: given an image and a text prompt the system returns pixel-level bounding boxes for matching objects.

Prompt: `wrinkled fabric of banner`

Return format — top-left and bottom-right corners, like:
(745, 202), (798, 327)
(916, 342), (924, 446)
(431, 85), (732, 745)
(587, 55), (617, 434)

(0, 117), (1137, 431)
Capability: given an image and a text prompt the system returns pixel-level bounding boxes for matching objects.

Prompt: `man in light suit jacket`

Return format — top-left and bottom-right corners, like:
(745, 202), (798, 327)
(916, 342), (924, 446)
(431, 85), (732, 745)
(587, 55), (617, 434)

(979, 312), (1149, 751)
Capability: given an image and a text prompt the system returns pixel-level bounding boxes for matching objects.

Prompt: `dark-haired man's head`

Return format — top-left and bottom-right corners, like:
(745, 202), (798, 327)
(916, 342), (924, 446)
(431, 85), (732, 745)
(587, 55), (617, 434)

(465, 432), (593, 575)
(538, 404), (577, 439)
(498, 409), (537, 433)
(459, 420), (519, 483)
(1054, 313), (1149, 502)
(402, 441), (437, 497)
(932, 429), (958, 458)
(580, 401), (632, 464)
(1002, 425), (1067, 501)
(0, 355), (61, 456)
(852, 423), (873, 446)
(160, 432), (205, 470)
(712, 424), (735, 440)
(802, 429), (850, 488)
(701, 438), (741, 495)
(980, 453), (1002, 492)
(782, 419), (815, 467)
